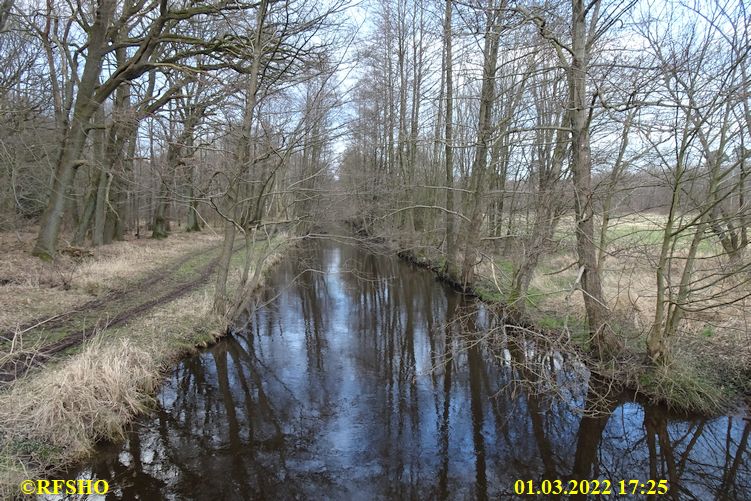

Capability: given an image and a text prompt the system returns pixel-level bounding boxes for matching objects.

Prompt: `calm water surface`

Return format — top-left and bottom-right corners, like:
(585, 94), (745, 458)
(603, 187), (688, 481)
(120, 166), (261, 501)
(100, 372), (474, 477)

(71, 241), (749, 500)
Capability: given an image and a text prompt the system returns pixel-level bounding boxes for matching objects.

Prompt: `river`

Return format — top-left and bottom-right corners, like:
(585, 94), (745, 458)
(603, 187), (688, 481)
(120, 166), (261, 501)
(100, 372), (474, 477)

(69, 240), (749, 500)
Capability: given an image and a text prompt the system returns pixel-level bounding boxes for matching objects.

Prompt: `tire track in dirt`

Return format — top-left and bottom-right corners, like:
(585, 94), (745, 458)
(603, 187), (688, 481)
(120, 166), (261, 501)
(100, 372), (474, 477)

(0, 244), (225, 382)
(0, 244), (216, 342)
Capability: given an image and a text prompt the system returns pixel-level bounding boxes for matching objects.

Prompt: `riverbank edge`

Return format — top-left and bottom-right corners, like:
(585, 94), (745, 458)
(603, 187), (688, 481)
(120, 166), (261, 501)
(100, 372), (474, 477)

(394, 247), (747, 416)
(0, 235), (293, 499)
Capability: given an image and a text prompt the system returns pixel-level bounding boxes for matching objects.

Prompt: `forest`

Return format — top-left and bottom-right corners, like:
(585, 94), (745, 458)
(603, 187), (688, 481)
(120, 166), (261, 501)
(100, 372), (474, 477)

(0, 0), (750, 498)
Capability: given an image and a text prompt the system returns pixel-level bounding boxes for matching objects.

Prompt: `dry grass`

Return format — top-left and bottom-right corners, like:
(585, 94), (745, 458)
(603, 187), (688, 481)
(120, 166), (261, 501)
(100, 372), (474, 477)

(0, 287), (89, 334)
(522, 252), (751, 366)
(0, 338), (158, 450)
(0, 227), (221, 331)
(0, 331), (45, 385)
(70, 231), (219, 294)
(631, 355), (730, 414)
(484, 209), (747, 338)
(115, 285), (225, 354)
(513, 251), (659, 335)
(460, 211), (751, 402)
(0, 338), (159, 499)
(0, 233), (290, 498)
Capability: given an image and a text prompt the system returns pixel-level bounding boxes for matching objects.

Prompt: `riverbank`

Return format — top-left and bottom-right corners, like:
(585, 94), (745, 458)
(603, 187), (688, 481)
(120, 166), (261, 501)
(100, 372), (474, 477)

(394, 243), (750, 416)
(0, 227), (290, 498)
(48, 237), (749, 499)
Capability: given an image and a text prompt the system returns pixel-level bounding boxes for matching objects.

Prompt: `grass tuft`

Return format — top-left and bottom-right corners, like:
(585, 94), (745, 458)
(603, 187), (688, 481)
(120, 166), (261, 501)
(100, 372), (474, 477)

(0, 338), (159, 498)
(0, 337), (158, 447)
(635, 357), (731, 415)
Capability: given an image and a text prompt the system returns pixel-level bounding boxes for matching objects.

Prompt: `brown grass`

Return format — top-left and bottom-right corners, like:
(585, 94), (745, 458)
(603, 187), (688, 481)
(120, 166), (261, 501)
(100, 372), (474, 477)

(0, 338), (159, 499)
(0, 233), (290, 498)
(474, 213), (751, 373)
(70, 232), (219, 294)
(0, 227), (221, 331)
(0, 338), (158, 449)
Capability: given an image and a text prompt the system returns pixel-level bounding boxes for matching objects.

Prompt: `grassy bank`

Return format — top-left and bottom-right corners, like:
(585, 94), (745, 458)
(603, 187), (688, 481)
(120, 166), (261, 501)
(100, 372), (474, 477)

(0, 228), (220, 333)
(0, 228), (290, 499)
(395, 213), (750, 415)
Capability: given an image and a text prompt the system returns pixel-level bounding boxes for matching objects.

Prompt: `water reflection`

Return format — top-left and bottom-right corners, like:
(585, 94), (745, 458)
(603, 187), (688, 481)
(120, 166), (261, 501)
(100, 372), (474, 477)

(72, 241), (749, 500)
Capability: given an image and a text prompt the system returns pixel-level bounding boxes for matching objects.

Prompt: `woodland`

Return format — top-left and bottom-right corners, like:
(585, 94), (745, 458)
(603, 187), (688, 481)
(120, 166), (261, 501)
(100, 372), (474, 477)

(1, 0), (750, 408)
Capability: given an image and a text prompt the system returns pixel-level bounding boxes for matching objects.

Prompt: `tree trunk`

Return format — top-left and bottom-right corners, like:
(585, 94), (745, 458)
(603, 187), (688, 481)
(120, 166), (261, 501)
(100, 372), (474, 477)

(443, 0), (460, 282)
(92, 166), (110, 246)
(32, 0), (115, 259)
(186, 182), (201, 232)
(460, 3), (502, 286)
(213, 214), (237, 315)
(151, 182), (170, 239)
(212, 0), (268, 311)
(185, 133), (201, 232)
(72, 170), (100, 246)
(569, 0), (617, 357)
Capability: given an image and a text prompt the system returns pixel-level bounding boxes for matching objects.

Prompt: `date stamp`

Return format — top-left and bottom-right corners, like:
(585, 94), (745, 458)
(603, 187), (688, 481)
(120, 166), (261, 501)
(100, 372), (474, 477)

(514, 479), (669, 496)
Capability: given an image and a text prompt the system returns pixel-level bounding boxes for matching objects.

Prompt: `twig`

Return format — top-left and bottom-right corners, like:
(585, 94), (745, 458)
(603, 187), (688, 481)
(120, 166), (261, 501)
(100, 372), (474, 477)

(3, 311), (77, 340)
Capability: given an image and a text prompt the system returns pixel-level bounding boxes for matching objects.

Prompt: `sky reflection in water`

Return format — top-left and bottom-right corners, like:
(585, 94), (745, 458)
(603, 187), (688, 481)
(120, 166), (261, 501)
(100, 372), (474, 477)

(74, 241), (750, 500)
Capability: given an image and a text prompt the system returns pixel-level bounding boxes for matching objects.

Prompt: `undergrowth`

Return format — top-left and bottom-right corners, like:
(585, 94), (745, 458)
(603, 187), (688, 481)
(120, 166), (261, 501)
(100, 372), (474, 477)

(399, 246), (745, 416)
(0, 235), (291, 498)
(632, 357), (732, 415)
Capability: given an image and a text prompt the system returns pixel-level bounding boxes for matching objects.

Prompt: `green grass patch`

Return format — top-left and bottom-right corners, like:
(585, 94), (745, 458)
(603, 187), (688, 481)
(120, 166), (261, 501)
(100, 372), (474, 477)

(3, 436), (63, 463)
(700, 325), (715, 338)
(172, 247), (222, 280)
(537, 313), (590, 346)
(604, 225), (664, 247)
(491, 257), (514, 277)
(474, 279), (504, 302)
(637, 358), (732, 414)
(473, 259), (514, 302)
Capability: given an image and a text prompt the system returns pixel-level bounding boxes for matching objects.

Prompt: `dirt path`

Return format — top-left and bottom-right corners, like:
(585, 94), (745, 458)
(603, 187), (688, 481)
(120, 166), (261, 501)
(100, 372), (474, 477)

(0, 244), (225, 382)
(0, 245), (213, 342)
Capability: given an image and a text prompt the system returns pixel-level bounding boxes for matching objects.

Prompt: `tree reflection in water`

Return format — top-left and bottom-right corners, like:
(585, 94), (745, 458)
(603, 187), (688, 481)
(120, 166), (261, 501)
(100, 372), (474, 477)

(74, 241), (749, 500)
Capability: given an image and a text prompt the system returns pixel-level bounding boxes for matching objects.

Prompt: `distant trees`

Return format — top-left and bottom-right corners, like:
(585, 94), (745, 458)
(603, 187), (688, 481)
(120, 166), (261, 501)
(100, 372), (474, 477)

(0, 4), (53, 228)
(634, 0), (751, 363)
(341, 0), (631, 355)
(208, 0), (345, 315)
(0, 0), (341, 261)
